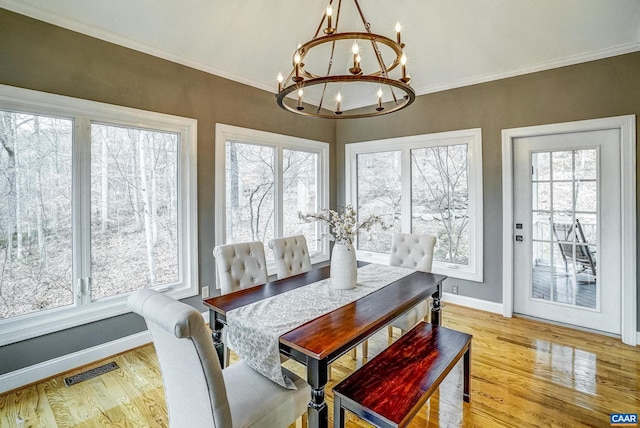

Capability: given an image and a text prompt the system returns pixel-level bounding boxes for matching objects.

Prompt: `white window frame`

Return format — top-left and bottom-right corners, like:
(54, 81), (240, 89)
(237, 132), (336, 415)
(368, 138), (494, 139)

(0, 84), (198, 346)
(345, 128), (483, 282)
(215, 124), (330, 277)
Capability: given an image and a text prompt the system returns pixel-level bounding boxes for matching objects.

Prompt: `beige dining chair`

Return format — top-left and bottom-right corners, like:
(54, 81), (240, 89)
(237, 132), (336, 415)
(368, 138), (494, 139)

(351, 233), (437, 359)
(385, 232), (437, 352)
(372, 233), (436, 356)
(269, 235), (312, 279)
(213, 241), (269, 294)
(213, 241), (269, 366)
(128, 289), (309, 428)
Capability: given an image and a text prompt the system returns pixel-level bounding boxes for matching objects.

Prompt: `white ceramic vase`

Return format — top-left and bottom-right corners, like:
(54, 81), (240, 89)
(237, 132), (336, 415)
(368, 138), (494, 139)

(330, 242), (357, 290)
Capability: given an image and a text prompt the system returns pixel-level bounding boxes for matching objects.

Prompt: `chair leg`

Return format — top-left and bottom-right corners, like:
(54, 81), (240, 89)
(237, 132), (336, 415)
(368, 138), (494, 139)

(350, 349), (356, 360)
(225, 347), (231, 367)
(388, 326), (393, 338)
(295, 411), (308, 428)
(362, 340), (368, 359)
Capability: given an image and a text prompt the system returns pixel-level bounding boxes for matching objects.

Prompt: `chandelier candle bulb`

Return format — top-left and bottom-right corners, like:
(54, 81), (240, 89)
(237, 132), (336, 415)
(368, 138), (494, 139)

(376, 88), (384, 111)
(336, 92), (342, 114)
(349, 42), (362, 75)
(297, 88), (304, 110)
(277, 72), (283, 93)
(325, 5), (334, 34)
(395, 21), (402, 45)
(400, 53), (410, 83)
(293, 52), (303, 82)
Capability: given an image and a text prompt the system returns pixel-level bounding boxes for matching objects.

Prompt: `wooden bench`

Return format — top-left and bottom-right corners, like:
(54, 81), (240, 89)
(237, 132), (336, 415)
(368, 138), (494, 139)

(333, 322), (472, 428)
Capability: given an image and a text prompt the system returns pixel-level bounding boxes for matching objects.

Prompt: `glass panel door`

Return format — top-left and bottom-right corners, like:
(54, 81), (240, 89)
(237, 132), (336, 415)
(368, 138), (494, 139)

(531, 149), (597, 309)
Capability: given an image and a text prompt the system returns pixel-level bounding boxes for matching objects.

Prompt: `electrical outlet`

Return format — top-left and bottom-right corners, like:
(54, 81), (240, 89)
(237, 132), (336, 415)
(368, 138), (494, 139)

(202, 286), (210, 298)
(452, 286), (458, 295)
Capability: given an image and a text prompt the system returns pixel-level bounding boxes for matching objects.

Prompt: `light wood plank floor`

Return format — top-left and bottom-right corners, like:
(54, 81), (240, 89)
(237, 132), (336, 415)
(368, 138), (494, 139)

(1, 303), (638, 427)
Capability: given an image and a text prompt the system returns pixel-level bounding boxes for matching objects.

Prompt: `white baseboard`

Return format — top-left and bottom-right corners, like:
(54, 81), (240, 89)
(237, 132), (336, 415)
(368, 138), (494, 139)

(442, 292), (503, 314)
(0, 311), (209, 395)
(0, 330), (152, 395)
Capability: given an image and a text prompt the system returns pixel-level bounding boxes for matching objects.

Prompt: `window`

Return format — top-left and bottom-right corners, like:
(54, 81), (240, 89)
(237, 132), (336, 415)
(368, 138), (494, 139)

(346, 128), (483, 282)
(0, 85), (197, 345)
(215, 124), (329, 273)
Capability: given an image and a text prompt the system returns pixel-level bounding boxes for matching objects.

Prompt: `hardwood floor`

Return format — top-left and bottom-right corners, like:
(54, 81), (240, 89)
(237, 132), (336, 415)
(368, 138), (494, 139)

(1, 303), (638, 427)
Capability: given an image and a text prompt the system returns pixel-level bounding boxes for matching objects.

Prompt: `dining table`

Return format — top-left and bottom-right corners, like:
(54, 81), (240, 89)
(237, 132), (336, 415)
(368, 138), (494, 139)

(203, 262), (447, 428)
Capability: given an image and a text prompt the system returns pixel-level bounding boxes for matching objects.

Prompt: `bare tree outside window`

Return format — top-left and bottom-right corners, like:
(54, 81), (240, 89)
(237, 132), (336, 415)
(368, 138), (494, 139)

(225, 141), (321, 256)
(283, 149), (319, 252)
(225, 141), (275, 248)
(0, 87), (197, 345)
(90, 124), (179, 300)
(411, 144), (470, 265)
(356, 151), (402, 253)
(0, 111), (73, 319)
(346, 129), (482, 280)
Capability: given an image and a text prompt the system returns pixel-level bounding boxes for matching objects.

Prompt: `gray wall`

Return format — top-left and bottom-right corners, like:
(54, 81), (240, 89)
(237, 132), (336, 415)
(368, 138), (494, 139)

(0, 9), (336, 374)
(336, 52), (640, 329)
(0, 7), (638, 376)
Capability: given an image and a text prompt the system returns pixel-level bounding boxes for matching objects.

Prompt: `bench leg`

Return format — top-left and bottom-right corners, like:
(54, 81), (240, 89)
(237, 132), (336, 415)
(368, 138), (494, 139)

(333, 394), (345, 428)
(463, 344), (471, 402)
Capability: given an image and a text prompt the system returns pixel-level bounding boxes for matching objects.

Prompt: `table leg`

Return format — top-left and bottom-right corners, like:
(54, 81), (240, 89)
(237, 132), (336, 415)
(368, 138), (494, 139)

(431, 281), (442, 326)
(307, 358), (329, 428)
(210, 310), (225, 367)
(463, 343), (471, 402)
(333, 394), (345, 428)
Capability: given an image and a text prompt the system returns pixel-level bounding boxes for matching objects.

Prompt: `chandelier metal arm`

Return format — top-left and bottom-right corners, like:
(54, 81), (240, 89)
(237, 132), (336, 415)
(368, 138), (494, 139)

(276, 75), (415, 119)
(317, 39), (338, 115)
(352, 0), (402, 106)
(296, 32), (402, 79)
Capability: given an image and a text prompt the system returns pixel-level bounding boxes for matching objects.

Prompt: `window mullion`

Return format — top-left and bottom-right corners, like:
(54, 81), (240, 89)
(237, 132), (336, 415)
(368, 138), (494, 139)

(401, 148), (412, 233)
(275, 146), (283, 237)
(73, 116), (92, 306)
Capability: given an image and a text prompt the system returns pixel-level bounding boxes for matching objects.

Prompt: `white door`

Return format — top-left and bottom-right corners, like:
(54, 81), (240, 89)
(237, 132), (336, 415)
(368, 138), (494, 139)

(513, 129), (621, 334)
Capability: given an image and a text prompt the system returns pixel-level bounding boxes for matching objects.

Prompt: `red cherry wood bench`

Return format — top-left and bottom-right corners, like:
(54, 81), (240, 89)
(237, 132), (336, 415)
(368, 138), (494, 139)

(333, 322), (472, 428)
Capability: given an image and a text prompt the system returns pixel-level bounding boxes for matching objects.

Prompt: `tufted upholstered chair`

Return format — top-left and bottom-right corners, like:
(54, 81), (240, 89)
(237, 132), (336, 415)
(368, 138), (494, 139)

(386, 232), (437, 350)
(127, 289), (310, 428)
(213, 241), (269, 366)
(269, 235), (312, 279)
(213, 242), (269, 295)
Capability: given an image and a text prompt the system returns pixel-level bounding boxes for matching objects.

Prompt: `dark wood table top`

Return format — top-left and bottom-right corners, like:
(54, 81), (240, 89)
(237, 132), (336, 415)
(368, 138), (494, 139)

(204, 264), (447, 362)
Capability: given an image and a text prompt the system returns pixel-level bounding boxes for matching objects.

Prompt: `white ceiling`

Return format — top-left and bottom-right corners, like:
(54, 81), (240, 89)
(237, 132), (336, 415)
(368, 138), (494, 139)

(2, 0), (639, 110)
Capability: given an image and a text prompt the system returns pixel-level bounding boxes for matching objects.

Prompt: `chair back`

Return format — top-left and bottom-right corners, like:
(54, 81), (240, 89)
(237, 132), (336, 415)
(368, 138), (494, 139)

(213, 241), (268, 294)
(127, 289), (232, 428)
(269, 235), (312, 279)
(389, 232), (437, 272)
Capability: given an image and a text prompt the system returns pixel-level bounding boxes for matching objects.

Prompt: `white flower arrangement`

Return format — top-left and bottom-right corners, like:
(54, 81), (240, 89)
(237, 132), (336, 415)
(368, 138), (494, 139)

(299, 204), (388, 246)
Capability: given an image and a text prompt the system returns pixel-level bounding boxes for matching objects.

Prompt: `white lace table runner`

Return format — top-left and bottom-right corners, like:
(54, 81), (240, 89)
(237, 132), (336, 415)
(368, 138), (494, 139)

(226, 263), (415, 388)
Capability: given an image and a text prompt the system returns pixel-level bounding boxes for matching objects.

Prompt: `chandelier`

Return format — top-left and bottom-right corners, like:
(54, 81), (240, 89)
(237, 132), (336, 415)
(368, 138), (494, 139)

(275, 0), (415, 119)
